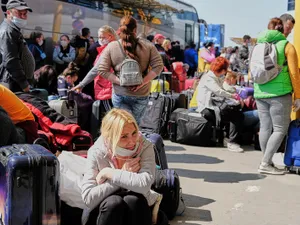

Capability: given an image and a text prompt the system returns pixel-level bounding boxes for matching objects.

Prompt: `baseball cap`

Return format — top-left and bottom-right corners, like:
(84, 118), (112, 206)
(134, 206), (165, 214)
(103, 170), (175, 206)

(154, 34), (166, 40)
(6, 0), (32, 12)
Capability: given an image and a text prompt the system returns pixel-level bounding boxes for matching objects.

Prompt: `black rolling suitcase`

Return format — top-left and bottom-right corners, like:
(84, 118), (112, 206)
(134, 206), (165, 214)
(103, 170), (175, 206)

(140, 72), (186, 137)
(0, 144), (60, 225)
(90, 99), (113, 140)
(168, 108), (214, 146)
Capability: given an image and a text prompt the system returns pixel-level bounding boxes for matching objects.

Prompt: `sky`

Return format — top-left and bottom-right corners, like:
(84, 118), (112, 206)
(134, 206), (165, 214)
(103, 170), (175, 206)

(184, 0), (293, 46)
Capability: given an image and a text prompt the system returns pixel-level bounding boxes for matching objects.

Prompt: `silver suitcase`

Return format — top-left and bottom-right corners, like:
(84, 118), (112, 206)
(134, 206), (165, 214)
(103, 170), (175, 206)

(48, 99), (78, 123)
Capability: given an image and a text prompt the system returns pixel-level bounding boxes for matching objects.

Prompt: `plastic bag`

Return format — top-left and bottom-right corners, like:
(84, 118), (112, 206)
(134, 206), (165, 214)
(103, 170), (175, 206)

(58, 151), (88, 209)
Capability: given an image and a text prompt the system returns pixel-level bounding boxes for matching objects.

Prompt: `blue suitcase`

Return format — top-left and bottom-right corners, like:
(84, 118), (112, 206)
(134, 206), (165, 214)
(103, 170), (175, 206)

(142, 131), (168, 170)
(284, 120), (300, 173)
(0, 144), (60, 225)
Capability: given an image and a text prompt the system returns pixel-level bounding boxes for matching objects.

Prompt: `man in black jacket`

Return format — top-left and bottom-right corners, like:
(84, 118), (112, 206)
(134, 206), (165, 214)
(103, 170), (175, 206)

(238, 35), (251, 74)
(0, 0), (33, 92)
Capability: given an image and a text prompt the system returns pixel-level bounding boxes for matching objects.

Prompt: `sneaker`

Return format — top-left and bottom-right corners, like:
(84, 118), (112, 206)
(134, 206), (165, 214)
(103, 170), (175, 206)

(227, 142), (244, 153)
(258, 162), (285, 175)
(223, 138), (230, 147)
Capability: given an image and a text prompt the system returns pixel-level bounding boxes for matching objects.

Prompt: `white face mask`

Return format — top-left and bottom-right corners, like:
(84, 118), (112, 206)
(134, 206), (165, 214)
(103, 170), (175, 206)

(11, 16), (27, 28)
(115, 142), (139, 157)
(61, 40), (68, 47)
(99, 39), (109, 46)
(38, 40), (44, 46)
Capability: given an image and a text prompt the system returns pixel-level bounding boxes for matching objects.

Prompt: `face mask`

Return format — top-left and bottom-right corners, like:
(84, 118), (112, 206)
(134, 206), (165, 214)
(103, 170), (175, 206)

(38, 40), (44, 46)
(115, 142), (139, 157)
(11, 16), (27, 28)
(99, 39), (109, 46)
(61, 41), (68, 47)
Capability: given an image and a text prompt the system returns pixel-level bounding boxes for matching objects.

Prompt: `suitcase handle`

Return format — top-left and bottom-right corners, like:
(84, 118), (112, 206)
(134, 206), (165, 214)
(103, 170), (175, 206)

(0, 149), (12, 157)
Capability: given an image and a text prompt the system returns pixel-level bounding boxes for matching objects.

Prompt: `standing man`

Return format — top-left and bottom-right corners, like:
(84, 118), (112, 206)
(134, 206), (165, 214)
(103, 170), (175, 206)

(238, 34), (251, 74)
(280, 14), (295, 38)
(0, 0), (34, 92)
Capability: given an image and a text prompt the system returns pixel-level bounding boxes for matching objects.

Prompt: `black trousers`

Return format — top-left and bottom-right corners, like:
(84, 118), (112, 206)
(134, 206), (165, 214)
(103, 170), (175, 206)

(0, 107), (22, 147)
(87, 192), (152, 225)
(202, 108), (244, 144)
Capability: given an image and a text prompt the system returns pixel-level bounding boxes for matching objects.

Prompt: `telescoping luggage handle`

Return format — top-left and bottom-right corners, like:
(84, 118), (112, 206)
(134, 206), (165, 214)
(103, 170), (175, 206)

(61, 90), (76, 108)
(158, 72), (172, 94)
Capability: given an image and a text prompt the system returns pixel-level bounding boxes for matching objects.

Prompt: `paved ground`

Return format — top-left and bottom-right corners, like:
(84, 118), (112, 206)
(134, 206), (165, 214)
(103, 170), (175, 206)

(166, 141), (300, 225)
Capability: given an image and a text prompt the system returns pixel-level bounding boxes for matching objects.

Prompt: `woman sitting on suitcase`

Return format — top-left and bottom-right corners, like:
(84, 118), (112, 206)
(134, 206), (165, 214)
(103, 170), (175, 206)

(81, 108), (162, 225)
(57, 62), (79, 97)
(196, 57), (245, 153)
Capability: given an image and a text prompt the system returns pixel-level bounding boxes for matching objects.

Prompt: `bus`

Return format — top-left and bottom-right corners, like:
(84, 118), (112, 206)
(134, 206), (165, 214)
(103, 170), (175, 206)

(0, 0), (200, 48)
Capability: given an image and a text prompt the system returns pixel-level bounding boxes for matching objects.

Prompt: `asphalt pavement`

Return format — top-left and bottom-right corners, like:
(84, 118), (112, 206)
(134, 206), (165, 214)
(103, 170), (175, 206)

(166, 141), (300, 225)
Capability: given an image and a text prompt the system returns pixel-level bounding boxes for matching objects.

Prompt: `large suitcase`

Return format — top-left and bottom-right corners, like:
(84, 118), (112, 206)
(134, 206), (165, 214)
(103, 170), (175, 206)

(48, 98), (78, 123)
(0, 144), (60, 225)
(73, 92), (94, 132)
(90, 100), (113, 140)
(284, 120), (300, 173)
(168, 108), (214, 146)
(142, 131), (168, 170)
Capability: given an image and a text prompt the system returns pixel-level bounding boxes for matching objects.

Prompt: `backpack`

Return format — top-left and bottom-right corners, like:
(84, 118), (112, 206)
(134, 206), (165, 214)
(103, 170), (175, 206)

(152, 169), (185, 220)
(117, 41), (143, 86)
(249, 42), (281, 84)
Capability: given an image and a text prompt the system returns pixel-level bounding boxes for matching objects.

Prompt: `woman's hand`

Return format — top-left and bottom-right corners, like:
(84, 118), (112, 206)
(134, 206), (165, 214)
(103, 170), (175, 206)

(96, 168), (114, 184)
(71, 85), (83, 92)
(122, 157), (141, 173)
(232, 93), (240, 101)
(129, 82), (147, 92)
(294, 99), (300, 112)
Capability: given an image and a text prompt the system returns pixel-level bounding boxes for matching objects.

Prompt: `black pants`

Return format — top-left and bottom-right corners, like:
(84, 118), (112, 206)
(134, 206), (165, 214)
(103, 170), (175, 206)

(202, 108), (244, 144)
(0, 107), (22, 147)
(87, 192), (152, 225)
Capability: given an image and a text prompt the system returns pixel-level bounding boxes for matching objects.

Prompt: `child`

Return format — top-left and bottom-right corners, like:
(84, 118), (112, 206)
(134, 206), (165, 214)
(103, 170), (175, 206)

(57, 62), (79, 97)
(223, 71), (238, 93)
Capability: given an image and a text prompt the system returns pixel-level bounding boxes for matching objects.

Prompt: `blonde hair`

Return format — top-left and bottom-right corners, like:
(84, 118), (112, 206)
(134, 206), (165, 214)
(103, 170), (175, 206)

(101, 109), (139, 155)
(98, 25), (118, 40)
(225, 71), (238, 81)
(162, 39), (171, 52)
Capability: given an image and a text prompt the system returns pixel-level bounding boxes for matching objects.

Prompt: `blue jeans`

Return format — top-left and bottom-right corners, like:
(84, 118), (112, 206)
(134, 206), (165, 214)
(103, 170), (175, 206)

(243, 110), (260, 131)
(112, 94), (148, 124)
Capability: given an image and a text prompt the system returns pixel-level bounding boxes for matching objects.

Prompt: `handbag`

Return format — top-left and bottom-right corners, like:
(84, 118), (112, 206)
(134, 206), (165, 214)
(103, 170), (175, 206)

(211, 94), (241, 127)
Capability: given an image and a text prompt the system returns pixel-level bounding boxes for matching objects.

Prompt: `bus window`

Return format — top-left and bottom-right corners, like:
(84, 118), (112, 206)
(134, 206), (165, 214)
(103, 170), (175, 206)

(185, 24), (193, 45)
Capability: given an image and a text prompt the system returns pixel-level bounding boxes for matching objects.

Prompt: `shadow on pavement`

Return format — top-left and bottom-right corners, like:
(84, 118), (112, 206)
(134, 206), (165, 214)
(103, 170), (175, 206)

(172, 194), (215, 224)
(165, 145), (187, 152)
(174, 168), (266, 183)
(182, 193), (215, 208)
(167, 153), (224, 164)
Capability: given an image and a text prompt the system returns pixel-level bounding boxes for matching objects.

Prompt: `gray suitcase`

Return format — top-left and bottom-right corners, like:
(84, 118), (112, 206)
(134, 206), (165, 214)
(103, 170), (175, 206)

(48, 99), (78, 123)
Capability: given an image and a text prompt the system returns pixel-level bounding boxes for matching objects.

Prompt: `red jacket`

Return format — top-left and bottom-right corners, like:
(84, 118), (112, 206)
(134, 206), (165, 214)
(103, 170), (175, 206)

(94, 45), (112, 100)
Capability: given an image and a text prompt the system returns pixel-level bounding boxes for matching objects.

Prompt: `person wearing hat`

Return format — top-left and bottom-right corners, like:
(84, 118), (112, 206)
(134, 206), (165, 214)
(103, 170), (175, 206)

(0, 0), (34, 93)
(154, 34), (165, 52)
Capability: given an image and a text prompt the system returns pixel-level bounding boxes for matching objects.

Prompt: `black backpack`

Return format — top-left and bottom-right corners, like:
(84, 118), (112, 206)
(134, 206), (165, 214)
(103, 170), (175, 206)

(152, 169), (184, 220)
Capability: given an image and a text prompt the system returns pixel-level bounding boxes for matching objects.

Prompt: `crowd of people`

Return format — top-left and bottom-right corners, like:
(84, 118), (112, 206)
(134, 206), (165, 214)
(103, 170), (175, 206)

(0, 0), (300, 224)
